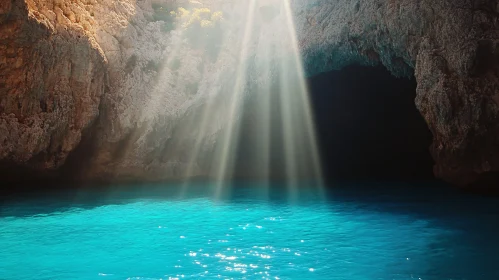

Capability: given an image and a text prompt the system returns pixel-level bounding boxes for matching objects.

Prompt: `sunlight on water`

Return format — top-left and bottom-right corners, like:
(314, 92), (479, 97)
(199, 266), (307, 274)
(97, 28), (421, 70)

(1, 184), (499, 280)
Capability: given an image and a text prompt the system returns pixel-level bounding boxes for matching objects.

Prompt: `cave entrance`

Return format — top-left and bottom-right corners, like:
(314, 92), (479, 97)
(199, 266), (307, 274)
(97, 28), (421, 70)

(308, 65), (434, 183)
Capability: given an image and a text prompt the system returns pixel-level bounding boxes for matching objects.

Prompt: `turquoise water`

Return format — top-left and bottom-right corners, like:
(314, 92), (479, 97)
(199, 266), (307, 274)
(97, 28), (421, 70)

(1, 183), (499, 280)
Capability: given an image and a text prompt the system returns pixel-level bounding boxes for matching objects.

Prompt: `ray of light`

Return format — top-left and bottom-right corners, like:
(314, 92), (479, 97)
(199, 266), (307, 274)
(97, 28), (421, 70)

(213, 0), (257, 199)
(252, 34), (274, 198)
(114, 19), (191, 187)
(177, 18), (249, 197)
(282, 0), (325, 194)
(127, 0), (325, 199)
(139, 26), (187, 123)
(278, 55), (299, 201)
(177, 73), (227, 198)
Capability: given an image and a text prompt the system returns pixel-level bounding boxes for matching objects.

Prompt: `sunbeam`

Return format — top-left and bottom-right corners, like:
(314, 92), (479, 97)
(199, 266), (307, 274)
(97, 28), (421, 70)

(255, 37), (273, 197)
(138, 0), (325, 199)
(278, 56), (299, 200)
(178, 19), (246, 198)
(282, 0), (325, 194)
(213, 0), (257, 198)
(139, 27), (187, 123)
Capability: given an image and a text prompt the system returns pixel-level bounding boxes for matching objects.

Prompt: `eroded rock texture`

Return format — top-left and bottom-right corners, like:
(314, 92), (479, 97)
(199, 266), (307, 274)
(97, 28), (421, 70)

(294, 0), (499, 186)
(1, 0), (498, 187)
(0, 0), (106, 170)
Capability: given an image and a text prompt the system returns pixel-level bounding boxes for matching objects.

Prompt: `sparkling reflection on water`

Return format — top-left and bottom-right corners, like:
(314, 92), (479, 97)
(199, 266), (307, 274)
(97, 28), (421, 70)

(1, 183), (499, 280)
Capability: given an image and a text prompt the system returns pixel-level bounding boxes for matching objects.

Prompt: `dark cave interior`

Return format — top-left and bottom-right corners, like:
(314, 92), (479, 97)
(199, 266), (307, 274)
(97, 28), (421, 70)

(308, 65), (435, 183)
(233, 64), (435, 185)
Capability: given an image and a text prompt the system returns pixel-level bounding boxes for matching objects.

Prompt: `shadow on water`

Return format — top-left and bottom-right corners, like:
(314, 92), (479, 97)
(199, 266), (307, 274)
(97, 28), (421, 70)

(2, 180), (499, 230)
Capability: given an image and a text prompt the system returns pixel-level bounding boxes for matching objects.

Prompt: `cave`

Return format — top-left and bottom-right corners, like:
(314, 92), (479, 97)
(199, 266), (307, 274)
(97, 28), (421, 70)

(232, 64), (434, 185)
(3, 2), (499, 278)
(308, 65), (434, 183)
(0, 64), (435, 193)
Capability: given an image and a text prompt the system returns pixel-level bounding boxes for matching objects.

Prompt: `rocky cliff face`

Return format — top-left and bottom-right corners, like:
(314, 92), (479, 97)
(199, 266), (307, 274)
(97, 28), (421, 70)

(0, 0), (106, 170)
(1, 0), (498, 187)
(295, 0), (499, 186)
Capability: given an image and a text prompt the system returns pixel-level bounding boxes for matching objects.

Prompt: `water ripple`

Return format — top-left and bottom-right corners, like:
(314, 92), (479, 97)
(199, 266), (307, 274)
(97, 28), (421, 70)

(1, 186), (499, 279)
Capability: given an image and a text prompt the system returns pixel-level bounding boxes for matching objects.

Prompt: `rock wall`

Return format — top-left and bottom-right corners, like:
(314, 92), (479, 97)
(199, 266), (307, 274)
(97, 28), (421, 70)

(1, 0), (498, 187)
(0, 0), (106, 170)
(294, 0), (499, 186)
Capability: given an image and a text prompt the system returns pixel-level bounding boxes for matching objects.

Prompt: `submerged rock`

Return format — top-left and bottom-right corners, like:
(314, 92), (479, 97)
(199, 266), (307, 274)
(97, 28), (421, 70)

(0, 0), (498, 188)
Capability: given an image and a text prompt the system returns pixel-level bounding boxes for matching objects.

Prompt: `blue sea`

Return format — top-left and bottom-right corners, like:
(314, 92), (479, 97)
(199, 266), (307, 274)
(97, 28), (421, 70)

(1, 182), (498, 280)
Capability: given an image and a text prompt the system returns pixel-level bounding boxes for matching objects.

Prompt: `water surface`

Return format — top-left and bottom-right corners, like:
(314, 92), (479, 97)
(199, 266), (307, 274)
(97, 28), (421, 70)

(1, 183), (498, 279)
